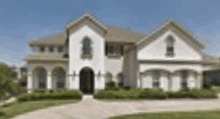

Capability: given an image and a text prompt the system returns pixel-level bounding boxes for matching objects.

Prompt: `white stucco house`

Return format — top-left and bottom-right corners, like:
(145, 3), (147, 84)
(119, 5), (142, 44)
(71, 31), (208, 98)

(26, 13), (220, 94)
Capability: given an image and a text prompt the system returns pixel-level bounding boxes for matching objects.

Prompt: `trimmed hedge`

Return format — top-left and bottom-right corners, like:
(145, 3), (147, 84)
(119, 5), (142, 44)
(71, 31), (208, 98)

(94, 88), (218, 100)
(17, 90), (82, 102)
(94, 89), (141, 99)
(139, 89), (167, 99)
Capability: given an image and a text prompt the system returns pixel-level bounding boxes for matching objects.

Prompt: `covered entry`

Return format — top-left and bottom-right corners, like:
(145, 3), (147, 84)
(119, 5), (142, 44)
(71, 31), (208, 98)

(79, 67), (94, 94)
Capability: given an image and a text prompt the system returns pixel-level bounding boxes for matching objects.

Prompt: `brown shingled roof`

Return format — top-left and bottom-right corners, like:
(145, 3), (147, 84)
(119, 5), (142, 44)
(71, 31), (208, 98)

(28, 32), (66, 46)
(28, 25), (145, 46)
(105, 25), (145, 43)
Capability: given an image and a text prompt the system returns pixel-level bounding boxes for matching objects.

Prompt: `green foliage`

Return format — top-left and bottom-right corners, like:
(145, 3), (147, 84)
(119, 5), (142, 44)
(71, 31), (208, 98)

(94, 88), (166, 100)
(17, 90), (82, 102)
(105, 81), (121, 91)
(0, 64), (19, 101)
(139, 89), (167, 99)
(167, 89), (218, 99)
(94, 88), (218, 100)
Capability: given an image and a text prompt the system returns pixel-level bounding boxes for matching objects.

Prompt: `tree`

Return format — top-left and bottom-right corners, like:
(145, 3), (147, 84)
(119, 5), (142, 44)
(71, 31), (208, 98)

(0, 63), (19, 106)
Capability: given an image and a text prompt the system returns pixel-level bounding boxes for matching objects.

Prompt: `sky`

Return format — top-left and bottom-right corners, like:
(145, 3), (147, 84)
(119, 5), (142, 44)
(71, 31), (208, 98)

(1, 0), (220, 67)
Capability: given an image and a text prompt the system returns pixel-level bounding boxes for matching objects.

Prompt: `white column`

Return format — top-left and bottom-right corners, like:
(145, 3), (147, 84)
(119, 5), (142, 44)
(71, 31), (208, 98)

(142, 72), (152, 88)
(172, 72), (181, 91)
(138, 73), (143, 89)
(27, 72), (33, 93)
(160, 72), (169, 91)
(65, 74), (69, 89)
(168, 73), (173, 92)
(47, 71), (52, 90)
(197, 73), (203, 89)
(188, 71), (196, 89)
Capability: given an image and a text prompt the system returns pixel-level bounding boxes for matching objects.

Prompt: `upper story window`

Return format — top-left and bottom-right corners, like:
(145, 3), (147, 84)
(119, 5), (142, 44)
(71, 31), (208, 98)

(49, 46), (54, 52)
(166, 35), (175, 57)
(81, 37), (92, 59)
(82, 37), (92, 55)
(31, 47), (37, 53)
(40, 46), (45, 52)
(106, 44), (123, 56)
(58, 46), (63, 53)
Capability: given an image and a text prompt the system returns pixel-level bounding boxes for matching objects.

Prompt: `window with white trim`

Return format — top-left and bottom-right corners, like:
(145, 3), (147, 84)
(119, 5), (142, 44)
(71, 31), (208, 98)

(152, 71), (160, 88)
(166, 35), (175, 57)
(82, 37), (92, 55)
(106, 44), (123, 56)
(181, 71), (188, 89)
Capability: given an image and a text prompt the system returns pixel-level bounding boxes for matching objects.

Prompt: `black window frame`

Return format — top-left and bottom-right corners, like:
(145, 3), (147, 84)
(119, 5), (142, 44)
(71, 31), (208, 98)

(106, 44), (123, 56)
(49, 46), (54, 52)
(40, 46), (45, 52)
(58, 46), (63, 53)
(166, 35), (175, 57)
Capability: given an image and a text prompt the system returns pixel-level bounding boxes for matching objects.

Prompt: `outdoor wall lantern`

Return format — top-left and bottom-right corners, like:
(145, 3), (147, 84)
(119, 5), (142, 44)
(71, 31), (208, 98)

(98, 71), (101, 77)
(73, 71), (76, 76)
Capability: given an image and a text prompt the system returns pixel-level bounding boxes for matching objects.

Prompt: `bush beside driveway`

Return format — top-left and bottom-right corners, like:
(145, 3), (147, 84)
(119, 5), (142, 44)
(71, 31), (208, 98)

(94, 88), (218, 100)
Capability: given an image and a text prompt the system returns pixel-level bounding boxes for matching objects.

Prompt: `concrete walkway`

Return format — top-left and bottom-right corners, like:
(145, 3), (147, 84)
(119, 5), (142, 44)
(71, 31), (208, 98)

(0, 97), (16, 106)
(12, 95), (220, 119)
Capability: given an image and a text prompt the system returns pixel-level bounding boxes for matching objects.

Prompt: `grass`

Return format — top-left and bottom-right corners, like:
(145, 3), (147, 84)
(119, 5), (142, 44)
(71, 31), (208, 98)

(109, 110), (220, 119)
(0, 99), (80, 119)
(213, 86), (220, 93)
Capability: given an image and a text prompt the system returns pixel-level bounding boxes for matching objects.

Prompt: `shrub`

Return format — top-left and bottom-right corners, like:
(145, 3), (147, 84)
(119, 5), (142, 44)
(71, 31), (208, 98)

(180, 88), (191, 92)
(139, 89), (167, 99)
(189, 89), (218, 99)
(17, 90), (82, 102)
(33, 89), (46, 93)
(167, 91), (191, 98)
(105, 81), (121, 91)
(17, 93), (31, 102)
(94, 90), (116, 99)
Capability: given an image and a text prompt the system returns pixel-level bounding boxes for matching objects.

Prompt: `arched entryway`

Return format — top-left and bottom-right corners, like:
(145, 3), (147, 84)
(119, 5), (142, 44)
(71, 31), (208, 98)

(52, 67), (66, 89)
(79, 67), (94, 94)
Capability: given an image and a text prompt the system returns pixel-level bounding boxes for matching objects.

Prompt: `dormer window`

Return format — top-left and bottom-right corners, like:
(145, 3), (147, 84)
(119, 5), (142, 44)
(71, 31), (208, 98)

(40, 46), (45, 52)
(49, 46), (54, 52)
(81, 37), (92, 58)
(166, 35), (175, 57)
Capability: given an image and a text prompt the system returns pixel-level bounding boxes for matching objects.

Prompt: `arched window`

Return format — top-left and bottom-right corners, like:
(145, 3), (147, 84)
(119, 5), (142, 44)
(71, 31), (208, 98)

(82, 37), (92, 55)
(181, 70), (188, 89)
(166, 35), (175, 57)
(117, 73), (124, 87)
(105, 72), (112, 83)
(152, 70), (160, 88)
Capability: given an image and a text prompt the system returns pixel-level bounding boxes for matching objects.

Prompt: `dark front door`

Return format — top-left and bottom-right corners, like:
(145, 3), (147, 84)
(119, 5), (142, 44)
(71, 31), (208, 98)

(80, 68), (94, 94)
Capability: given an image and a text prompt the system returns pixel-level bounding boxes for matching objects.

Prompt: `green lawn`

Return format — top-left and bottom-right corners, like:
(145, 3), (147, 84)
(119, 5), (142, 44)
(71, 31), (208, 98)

(109, 110), (220, 119)
(0, 100), (80, 119)
(213, 87), (220, 93)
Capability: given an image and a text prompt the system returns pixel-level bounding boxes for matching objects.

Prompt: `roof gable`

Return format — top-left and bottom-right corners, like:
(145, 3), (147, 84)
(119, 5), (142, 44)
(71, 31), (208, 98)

(66, 13), (107, 34)
(137, 20), (205, 51)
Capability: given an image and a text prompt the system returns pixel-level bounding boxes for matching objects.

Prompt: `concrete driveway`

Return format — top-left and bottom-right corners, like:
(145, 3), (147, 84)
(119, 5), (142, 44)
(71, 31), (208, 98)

(12, 95), (220, 119)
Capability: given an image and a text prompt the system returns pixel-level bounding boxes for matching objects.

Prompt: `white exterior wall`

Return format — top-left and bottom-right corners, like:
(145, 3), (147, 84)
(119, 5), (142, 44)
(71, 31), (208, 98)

(27, 62), (68, 91)
(160, 72), (169, 91)
(172, 72), (181, 91)
(187, 71), (196, 89)
(69, 25), (105, 90)
(142, 72), (153, 88)
(105, 57), (123, 83)
(139, 63), (203, 73)
(138, 31), (202, 61)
